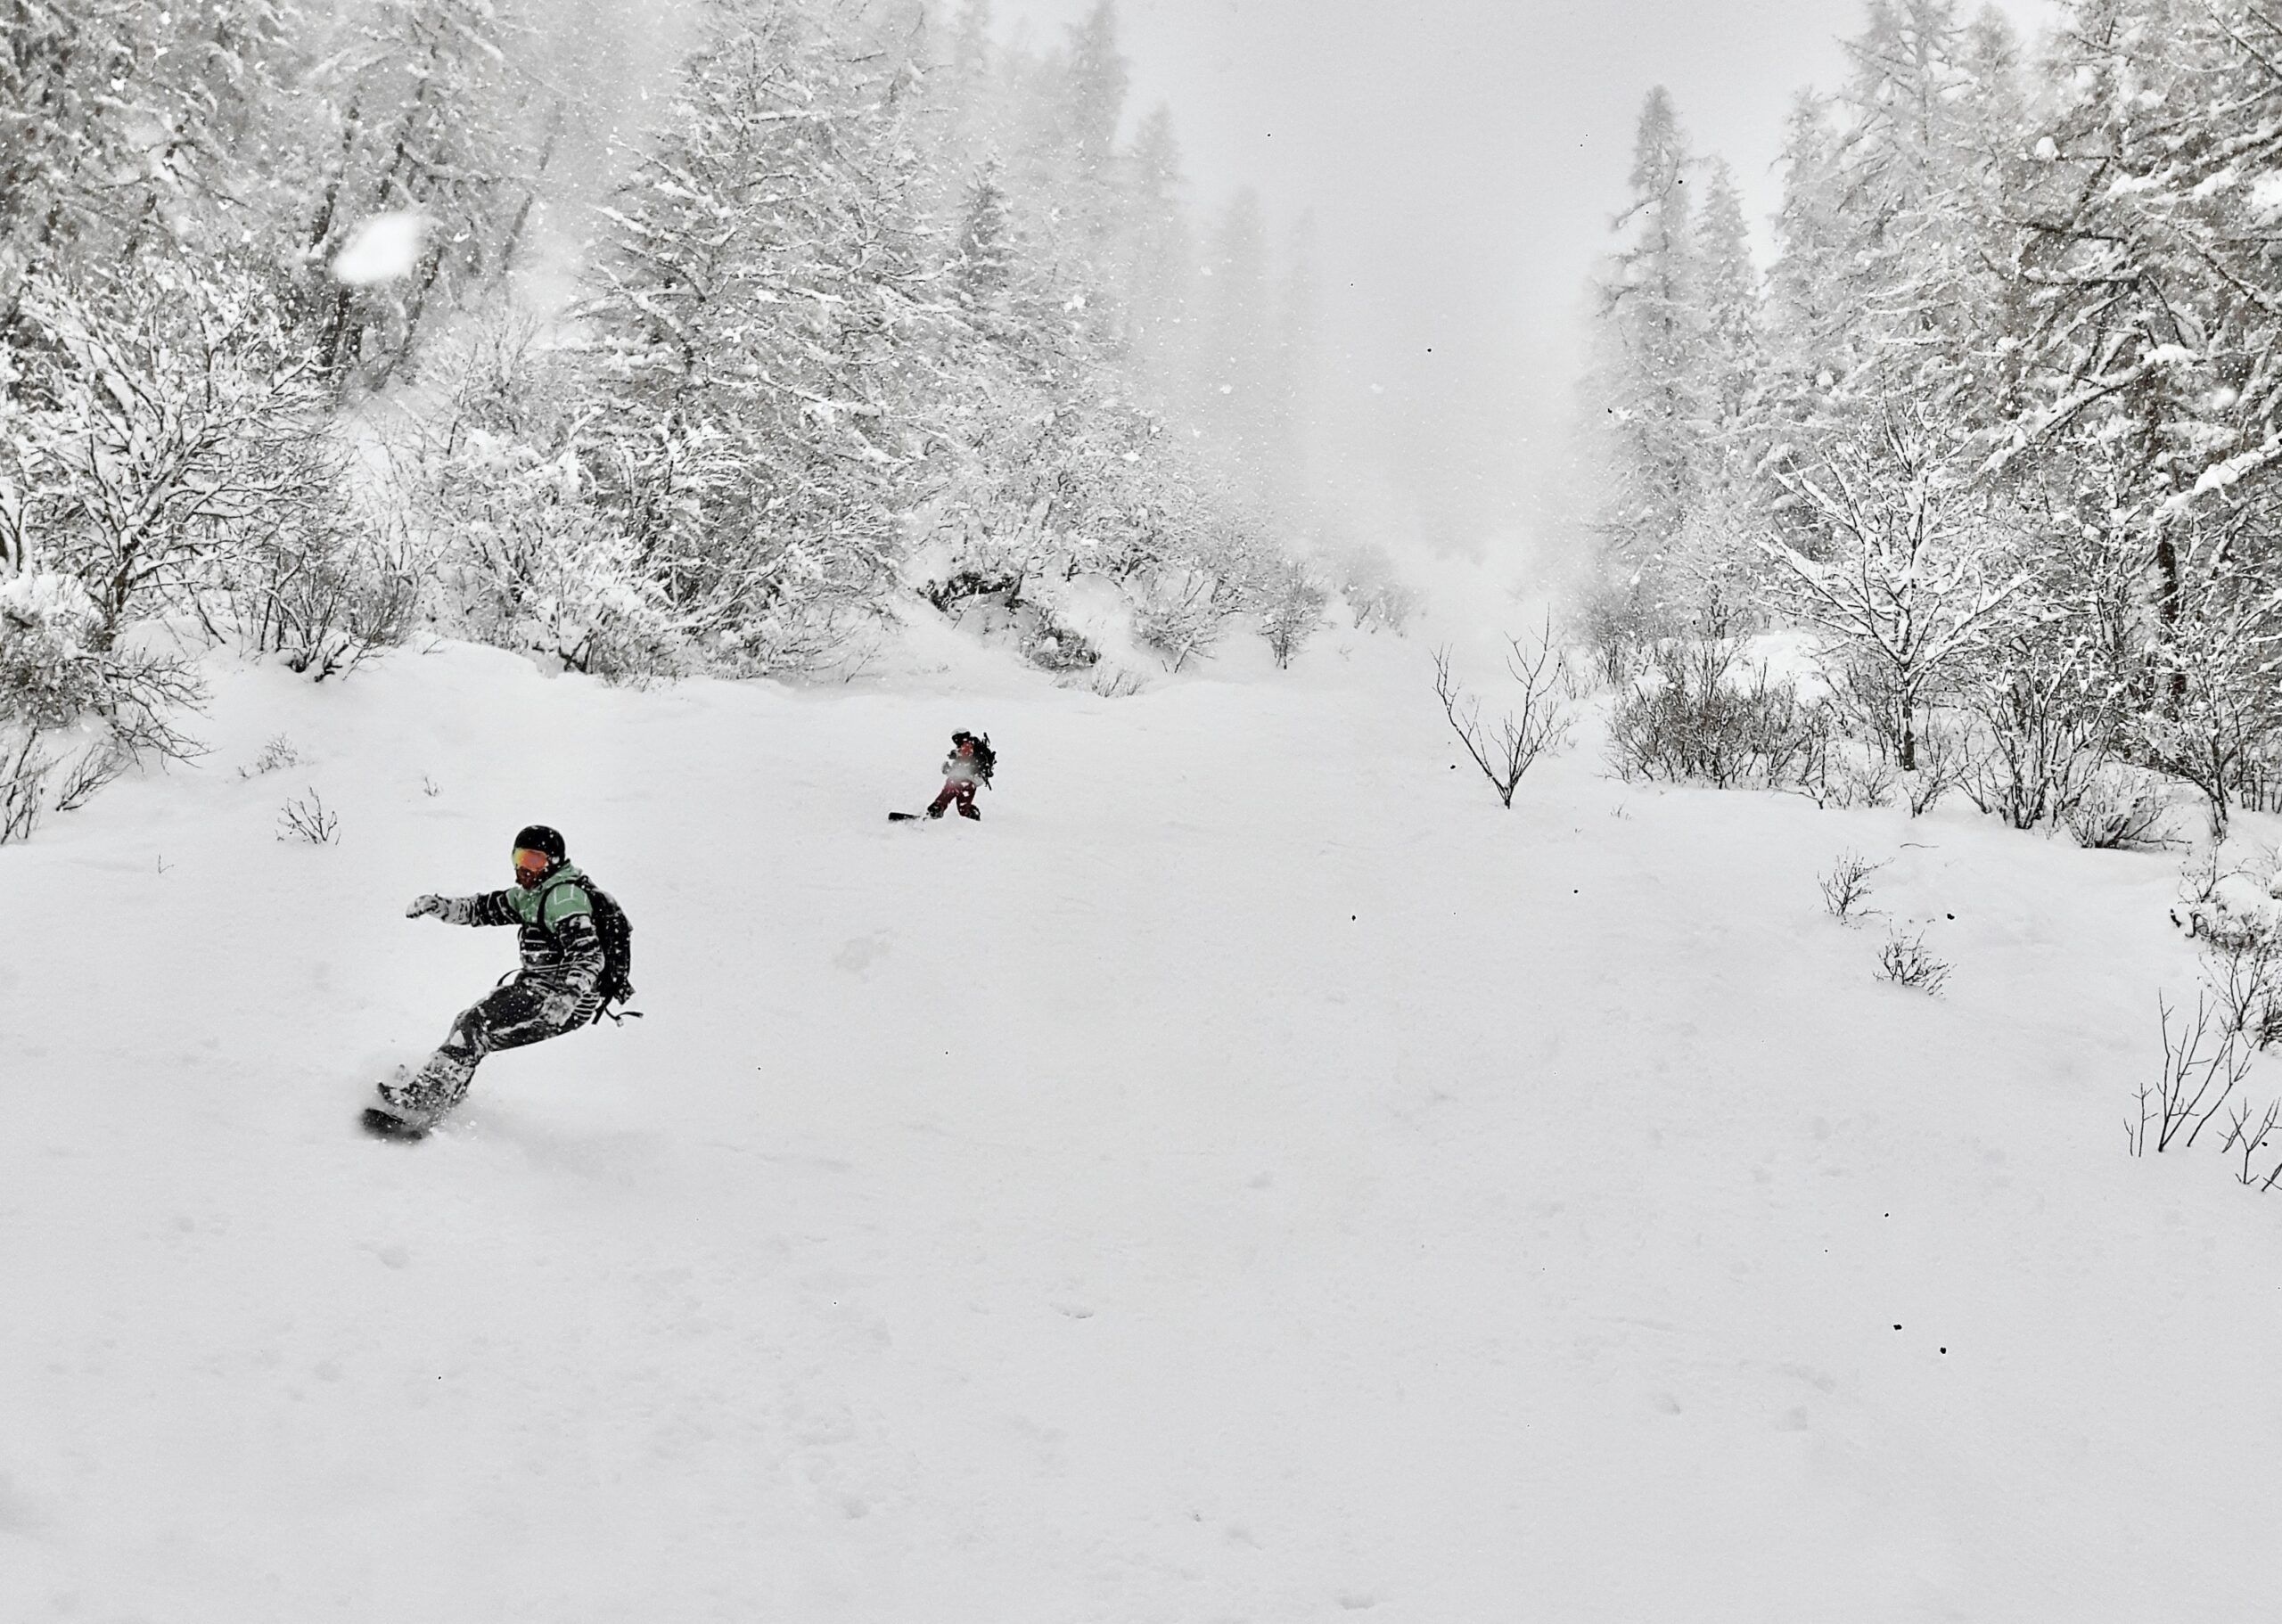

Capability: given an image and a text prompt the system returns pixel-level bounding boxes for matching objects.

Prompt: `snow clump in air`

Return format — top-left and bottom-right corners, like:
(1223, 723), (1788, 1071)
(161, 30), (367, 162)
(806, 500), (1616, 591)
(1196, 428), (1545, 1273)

(332, 213), (430, 286)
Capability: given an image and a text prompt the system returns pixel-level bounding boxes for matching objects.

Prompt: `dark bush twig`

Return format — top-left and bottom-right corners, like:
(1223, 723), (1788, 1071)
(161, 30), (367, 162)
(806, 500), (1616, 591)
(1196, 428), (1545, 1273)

(1876, 930), (1951, 994)
(277, 788), (340, 845)
(1433, 621), (1575, 808)
(1819, 849), (1889, 923)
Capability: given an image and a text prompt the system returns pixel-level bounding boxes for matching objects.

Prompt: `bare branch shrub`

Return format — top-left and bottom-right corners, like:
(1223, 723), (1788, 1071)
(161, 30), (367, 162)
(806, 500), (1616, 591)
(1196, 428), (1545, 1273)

(238, 734), (303, 779)
(50, 742), (124, 813)
(1904, 709), (1974, 816)
(2177, 846), (2227, 912)
(277, 789), (340, 845)
(1433, 620), (1576, 808)
(1798, 720), (1900, 809)
(1876, 930), (1951, 994)
(2134, 994), (2251, 1154)
(1960, 632), (2112, 831)
(2219, 1097), (2282, 1187)
(2066, 772), (2175, 851)
(2200, 924), (2282, 1050)
(0, 728), (48, 845)
(1133, 570), (1238, 673)
(1820, 849), (1889, 923)
(2128, 560), (2282, 841)
(1607, 638), (1818, 789)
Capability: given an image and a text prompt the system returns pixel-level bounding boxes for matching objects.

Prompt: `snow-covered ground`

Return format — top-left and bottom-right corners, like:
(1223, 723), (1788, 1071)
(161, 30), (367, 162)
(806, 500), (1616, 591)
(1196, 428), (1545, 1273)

(6, 609), (2281, 1622)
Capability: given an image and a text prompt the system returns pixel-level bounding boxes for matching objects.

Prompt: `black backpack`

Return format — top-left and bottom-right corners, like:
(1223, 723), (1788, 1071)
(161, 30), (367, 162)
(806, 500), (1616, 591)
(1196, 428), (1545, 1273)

(585, 883), (636, 1021)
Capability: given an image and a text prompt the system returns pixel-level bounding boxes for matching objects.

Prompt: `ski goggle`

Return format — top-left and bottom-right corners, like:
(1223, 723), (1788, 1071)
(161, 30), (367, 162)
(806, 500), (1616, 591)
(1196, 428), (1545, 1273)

(513, 847), (554, 880)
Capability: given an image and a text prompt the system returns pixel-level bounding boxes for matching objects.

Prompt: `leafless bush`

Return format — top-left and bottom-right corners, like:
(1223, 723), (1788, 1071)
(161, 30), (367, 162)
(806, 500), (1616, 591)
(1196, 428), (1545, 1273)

(1575, 579), (1658, 692)
(1961, 650), (2112, 831)
(1134, 572), (1239, 673)
(1798, 722), (1900, 810)
(2200, 924), (2282, 1050)
(223, 509), (421, 681)
(4, 273), (327, 646)
(2133, 993), (2251, 1154)
(277, 788), (340, 844)
(1607, 639), (1818, 789)
(1086, 665), (1147, 700)
(1903, 709), (1974, 816)
(50, 742), (124, 813)
(2219, 1097), (2282, 1189)
(2177, 846), (2227, 912)
(2066, 772), (2175, 851)
(1820, 850), (1888, 924)
(1432, 621), (1576, 809)
(0, 728), (46, 844)
(1876, 930), (1951, 994)
(238, 734), (302, 779)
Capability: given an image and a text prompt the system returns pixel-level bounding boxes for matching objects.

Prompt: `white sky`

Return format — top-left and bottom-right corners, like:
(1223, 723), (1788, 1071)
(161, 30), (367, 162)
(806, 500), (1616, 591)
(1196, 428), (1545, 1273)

(992, 0), (2065, 553)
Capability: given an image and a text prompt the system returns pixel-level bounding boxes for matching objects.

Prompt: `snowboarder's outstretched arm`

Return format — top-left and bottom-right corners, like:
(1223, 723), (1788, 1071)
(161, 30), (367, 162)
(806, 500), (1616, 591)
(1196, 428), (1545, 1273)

(406, 890), (521, 926)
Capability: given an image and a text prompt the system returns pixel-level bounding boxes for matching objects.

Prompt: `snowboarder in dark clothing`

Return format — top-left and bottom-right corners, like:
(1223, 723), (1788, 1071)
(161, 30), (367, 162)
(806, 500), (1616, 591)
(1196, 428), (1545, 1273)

(371, 824), (605, 1133)
(925, 730), (994, 820)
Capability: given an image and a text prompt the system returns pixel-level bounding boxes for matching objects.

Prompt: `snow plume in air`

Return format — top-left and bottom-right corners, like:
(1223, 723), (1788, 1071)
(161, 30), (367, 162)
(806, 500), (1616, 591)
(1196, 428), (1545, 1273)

(331, 213), (429, 285)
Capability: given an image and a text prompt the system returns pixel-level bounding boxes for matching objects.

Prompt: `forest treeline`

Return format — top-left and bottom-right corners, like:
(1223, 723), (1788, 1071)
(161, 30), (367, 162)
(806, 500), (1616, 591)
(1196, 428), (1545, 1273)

(0, 0), (1407, 840)
(1583, 0), (2282, 834)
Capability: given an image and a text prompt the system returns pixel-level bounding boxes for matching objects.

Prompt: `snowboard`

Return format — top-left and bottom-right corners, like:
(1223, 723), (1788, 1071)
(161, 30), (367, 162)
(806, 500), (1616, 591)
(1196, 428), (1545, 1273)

(360, 1104), (431, 1141)
(888, 811), (925, 823)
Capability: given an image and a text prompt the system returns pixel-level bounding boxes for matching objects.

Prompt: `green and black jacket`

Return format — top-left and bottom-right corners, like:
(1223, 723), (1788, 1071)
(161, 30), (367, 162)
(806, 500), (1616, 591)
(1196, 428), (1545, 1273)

(433, 864), (605, 997)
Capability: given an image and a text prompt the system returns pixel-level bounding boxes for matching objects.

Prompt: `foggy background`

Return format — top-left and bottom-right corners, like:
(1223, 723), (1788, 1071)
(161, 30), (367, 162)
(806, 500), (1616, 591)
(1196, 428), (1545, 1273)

(986, 0), (2066, 561)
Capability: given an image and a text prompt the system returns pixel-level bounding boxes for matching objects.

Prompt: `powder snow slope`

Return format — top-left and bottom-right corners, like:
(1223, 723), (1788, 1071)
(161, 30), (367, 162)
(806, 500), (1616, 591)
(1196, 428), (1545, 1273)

(3, 623), (2277, 1623)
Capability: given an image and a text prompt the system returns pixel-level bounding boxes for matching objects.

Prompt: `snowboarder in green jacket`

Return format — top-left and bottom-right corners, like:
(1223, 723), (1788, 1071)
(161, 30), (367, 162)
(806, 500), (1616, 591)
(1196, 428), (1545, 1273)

(372, 824), (604, 1132)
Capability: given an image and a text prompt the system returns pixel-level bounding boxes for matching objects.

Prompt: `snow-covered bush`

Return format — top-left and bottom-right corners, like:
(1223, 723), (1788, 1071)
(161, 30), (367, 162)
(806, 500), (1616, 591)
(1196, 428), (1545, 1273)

(1326, 543), (1417, 633)
(2125, 568), (2282, 840)
(397, 321), (695, 682)
(0, 570), (109, 727)
(1762, 410), (2029, 775)
(1607, 639), (1818, 790)
(0, 569), (200, 842)
(1, 265), (327, 645)
(1960, 627), (2114, 832)
(423, 431), (692, 682)
(1130, 567), (1239, 674)
(2065, 769), (2174, 852)
(1260, 559), (1329, 668)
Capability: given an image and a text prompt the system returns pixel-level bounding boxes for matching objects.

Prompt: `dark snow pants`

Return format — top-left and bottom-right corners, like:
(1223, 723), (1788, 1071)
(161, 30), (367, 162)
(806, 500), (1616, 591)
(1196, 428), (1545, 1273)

(927, 780), (980, 819)
(381, 977), (589, 1122)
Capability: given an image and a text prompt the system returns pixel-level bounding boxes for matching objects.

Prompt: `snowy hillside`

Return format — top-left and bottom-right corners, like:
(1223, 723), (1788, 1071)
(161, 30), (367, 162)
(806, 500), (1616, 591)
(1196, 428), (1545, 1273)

(5, 623), (2280, 1623)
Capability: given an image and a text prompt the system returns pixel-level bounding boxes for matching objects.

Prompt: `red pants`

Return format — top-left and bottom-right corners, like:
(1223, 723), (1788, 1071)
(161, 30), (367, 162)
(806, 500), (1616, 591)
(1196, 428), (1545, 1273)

(928, 780), (980, 819)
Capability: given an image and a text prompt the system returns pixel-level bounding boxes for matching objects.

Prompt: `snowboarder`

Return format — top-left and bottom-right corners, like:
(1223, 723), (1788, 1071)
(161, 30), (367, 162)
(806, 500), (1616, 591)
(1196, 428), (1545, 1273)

(368, 824), (607, 1136)
(924, 729), (994, 821)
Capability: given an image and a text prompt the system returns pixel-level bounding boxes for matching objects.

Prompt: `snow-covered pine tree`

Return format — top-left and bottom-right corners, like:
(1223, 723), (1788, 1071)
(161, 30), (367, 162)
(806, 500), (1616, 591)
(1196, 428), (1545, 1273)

(580, 0), (956, 670)
(1584, 87), (1703, 630)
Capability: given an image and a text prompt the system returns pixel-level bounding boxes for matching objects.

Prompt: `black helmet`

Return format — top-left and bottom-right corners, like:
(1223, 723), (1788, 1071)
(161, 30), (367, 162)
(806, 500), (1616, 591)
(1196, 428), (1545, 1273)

(513, 824), (566, 860)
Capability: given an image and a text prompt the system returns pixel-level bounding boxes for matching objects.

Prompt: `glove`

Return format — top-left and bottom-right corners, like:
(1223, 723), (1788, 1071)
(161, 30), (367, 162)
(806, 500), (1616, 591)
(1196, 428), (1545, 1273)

(406, 894), (446, 919)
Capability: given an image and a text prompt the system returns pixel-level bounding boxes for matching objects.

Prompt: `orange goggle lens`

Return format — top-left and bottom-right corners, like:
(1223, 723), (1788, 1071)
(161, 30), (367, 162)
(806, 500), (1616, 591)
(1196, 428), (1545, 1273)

(513, 848), (552, 875)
